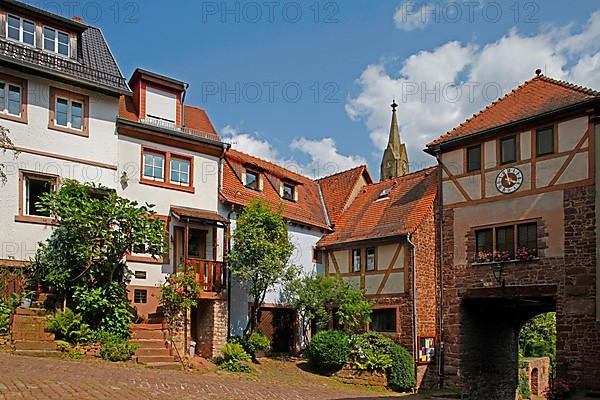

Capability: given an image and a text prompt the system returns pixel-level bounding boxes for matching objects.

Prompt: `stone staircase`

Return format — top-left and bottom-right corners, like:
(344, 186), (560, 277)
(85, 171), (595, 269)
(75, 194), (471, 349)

(11, 308), (59, 357)
(131, 323), (179, 368)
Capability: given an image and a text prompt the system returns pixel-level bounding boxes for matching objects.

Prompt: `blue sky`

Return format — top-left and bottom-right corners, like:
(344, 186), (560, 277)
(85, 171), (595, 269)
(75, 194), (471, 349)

(29, 0), (600, 179)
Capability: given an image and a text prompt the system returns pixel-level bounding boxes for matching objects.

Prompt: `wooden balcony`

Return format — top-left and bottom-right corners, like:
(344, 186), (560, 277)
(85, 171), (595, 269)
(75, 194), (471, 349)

(187, 259), (225, 294)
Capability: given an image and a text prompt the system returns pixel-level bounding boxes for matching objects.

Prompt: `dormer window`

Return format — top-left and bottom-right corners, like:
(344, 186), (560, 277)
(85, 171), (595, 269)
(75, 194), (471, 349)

(145, 86), (177, 124)
(245, 170), (260, 190)
(282, 183), (295, 201)
(43, 26), (70, 56)
(7, 15), (35, 46)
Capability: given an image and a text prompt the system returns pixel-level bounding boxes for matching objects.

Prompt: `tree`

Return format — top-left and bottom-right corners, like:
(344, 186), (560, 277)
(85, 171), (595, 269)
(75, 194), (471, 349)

(519, 312), (556, 373)
(30, 180), (167, 336)
(287, 274), (372, 342)
(0, 126), (17, 185)
(226, 199), (296, 335)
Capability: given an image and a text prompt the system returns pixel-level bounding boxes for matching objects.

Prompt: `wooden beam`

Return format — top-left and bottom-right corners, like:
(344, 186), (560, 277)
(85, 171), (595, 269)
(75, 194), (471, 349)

(376, 243), (403, 296)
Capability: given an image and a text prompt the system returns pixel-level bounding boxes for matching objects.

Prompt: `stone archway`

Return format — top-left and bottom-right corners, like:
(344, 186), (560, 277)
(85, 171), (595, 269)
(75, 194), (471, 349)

(459, 285), (556, 400)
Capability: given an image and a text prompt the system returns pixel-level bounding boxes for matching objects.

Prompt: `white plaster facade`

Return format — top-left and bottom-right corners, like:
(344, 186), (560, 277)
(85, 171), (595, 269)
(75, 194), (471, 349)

(0, 67), (120, 262)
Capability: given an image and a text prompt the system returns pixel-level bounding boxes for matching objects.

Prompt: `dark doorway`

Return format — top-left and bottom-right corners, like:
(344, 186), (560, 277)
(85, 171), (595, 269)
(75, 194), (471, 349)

(459, 285), (556, 400)
(258, 307), (296, 353)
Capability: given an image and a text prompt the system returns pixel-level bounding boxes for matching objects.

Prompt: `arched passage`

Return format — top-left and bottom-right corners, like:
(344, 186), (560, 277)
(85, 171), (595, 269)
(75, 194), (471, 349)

(459, 285), (556, 399)
(531, 368), (539, 395)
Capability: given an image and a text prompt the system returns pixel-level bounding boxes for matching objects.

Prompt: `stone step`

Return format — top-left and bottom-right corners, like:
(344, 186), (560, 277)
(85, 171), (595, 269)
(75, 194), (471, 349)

(134, 347), (171, 357)
(132, 323), (164, 330)
(131, 339), (168, 349)
(14, 341), (57, 351)
(145, 361), (181, 369)
(131, 329), (165, 340)
(136, 355), (176, 364)
(14, 350), (61, 358)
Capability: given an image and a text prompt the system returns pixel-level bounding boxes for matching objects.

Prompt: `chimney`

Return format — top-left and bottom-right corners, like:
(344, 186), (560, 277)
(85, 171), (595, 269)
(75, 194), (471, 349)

(72, 16), (84, 23)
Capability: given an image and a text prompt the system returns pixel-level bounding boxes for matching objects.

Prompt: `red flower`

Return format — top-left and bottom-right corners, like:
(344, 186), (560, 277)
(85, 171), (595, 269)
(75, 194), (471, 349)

(177, 288), (183, 295)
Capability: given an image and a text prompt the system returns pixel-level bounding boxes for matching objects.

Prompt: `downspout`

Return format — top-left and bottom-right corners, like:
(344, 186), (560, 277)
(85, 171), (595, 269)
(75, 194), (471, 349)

(181, 83), (189, 127)
(226, 204), (235, 339)
(407, 233), (418, 387)
(436, 152), (445, 388)
(594, 116), (600, 322)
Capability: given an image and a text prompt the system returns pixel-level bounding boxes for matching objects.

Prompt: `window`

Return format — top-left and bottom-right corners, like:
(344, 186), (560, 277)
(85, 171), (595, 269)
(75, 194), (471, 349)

(500, 135), (517, 164)
(170, 157), (190, 186)
(245, 171), (259, 190)
(371, 308), (396, 333)
(134, 271), (147, 280)
(145, 86), (177, 123)
(143, 152), (165, 182)
(188, 229), (207, 258)
(536, 127), (554, 156)
(517, 223), (537, 254)
(140, 147), (195, 192)
(378, 187), (391, 199)
(351, 249), (361, 272)
(49, 88), (88, 136)
(467, 144), (482, 172)
(133, 289), (147, 304)
(43, 26), (69, 56)
(54, 97), (83, 130)
(7, 15), (35, 46)
(282, 183), (295, 201)
(474, 222), (538, 262)
(476, 228), (493, 254)
(366, 248), (376, 271)
(24, 176), (54, 217)
(496, 226), (515, 257)
(0, 82), (22, 116)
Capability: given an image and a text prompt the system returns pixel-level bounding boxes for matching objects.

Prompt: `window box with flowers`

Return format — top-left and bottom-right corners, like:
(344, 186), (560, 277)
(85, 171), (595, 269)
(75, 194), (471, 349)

(472, 222), (540, 265)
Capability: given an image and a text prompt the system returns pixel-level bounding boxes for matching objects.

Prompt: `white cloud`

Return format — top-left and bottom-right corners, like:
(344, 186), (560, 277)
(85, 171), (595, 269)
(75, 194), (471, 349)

(221, 125), (365, 179)
(290, 137), (367, 178)
(347, 11), (600, 169)
(221, 125), (282, 163)
(394, 1), (436, 31)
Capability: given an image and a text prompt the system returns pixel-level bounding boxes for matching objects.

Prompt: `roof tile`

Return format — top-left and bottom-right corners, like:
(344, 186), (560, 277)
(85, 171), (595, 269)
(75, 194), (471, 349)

(428, 75), (600, 147)
(318, 167), (438, 247)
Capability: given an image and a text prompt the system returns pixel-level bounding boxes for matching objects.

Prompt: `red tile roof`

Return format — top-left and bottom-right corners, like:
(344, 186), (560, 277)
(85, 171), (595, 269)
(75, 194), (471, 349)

(317, 165), (373, 226)
(118, 96), (221, 142)
(428, 74), (600, 147)
(318, 167), (438, 247)
(221, 149), (331, 230)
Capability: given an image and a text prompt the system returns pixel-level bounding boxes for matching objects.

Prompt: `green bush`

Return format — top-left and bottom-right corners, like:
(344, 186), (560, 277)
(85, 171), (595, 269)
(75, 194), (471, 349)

(518, 370), (531, 399)
(98, 333), (137, 362)
(387, 343), (415, 391)
(306, 330), (350, 370)
(221, 342), (251, 363)
(47, 308), (97, 344)
(245, 332), (270, 355)
(0, 300), (10, 334)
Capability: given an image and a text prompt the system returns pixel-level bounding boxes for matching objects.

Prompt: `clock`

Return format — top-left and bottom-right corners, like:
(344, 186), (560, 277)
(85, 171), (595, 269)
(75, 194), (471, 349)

(496, 167), (523, 194)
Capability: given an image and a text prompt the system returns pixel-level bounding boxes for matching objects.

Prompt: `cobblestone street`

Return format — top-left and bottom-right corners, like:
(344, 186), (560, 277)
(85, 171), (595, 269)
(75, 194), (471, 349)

(0, 354), (419, 400)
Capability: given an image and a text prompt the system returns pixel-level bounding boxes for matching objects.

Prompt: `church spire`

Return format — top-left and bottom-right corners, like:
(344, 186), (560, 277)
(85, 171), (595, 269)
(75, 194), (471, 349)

(380, 100), (409, 181)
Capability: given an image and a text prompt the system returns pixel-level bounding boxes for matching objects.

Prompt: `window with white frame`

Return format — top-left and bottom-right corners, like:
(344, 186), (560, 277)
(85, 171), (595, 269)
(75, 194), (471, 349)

(143, 151), (165, 182)
(24, 174), (56, 217)
(170, 157), (190, 186)
(55, 97), (83, 130)
(43, 26), (69, 56)
(0, 82), (22, 116)
(6, 15), (35, 46)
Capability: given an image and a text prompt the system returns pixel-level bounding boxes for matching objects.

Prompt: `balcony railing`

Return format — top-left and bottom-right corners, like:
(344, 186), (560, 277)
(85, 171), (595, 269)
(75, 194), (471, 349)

(188, 259), (225, 293)
(0, 39), (127, 89)
(139, 117), (219, 142)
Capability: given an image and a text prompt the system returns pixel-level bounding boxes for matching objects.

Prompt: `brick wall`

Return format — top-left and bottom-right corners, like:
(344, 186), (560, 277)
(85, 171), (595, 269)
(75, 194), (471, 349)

(440, 185), (600, 398)
(193, 299), (228, 358)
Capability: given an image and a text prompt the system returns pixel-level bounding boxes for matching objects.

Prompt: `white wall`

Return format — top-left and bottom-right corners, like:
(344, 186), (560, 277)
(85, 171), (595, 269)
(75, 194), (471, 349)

(0, 67), (119, 262)
(118, 135), (222, 288)
(227, 213), (324, 337)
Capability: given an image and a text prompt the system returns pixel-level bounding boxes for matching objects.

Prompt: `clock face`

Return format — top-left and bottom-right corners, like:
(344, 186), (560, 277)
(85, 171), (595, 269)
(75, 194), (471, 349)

(496, 167), (523, 194)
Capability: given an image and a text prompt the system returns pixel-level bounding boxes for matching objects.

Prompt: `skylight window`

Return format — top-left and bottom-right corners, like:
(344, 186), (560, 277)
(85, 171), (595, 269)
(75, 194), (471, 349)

(378, 187), (391, 199)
